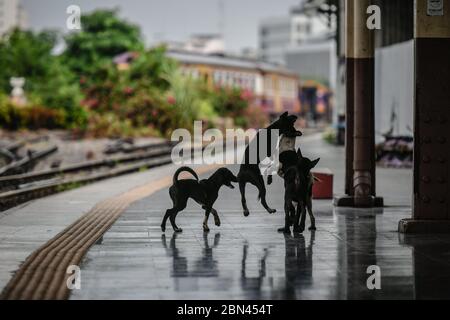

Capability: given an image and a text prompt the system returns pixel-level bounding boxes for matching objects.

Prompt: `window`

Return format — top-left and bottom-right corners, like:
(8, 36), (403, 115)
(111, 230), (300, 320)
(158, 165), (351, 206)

(306, 23), (312, 34)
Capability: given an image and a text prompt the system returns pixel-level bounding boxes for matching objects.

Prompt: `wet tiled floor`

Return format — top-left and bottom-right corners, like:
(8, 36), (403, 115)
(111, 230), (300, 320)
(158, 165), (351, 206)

(71, 136), (450, 300)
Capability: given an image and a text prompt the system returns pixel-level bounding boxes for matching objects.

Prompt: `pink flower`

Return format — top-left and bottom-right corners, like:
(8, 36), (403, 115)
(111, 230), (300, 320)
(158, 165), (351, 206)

(167, 96), (176, 105)
(240, 89), (253, 100)
(123, 87), (134, 95)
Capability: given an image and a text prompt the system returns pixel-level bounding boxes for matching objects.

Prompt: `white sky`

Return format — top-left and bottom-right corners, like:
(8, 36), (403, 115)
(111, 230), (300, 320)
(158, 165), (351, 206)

(22, 0), (303, 54)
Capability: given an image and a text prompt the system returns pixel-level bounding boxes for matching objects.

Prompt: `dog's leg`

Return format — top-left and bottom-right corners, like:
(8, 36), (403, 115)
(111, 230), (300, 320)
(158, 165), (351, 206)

(293, 202), (305, 233)
(162, 187), (179, 232)
(203, 206), (221, 227)
(169, 207), (184, 233)
(211, 208), (221, 227)
(278, 201), (292, 233)
(299, 202), (307, 233)
(256, 174), (276, 214)
(306, 197), (316, 230)
(203, 207), (212, 232)
(267, 175), (273, 185)
(161, 208), (175, 232)
(289, 203), (296, 226)
(239, 180), (250, 217)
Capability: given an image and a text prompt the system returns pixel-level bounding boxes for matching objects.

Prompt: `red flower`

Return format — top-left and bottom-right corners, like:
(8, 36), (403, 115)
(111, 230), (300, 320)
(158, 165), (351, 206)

(240, 89), (253, 100)
(167, 96), (176, 105)
(123, 87), (134, 95)
(81, 98), (99, 109)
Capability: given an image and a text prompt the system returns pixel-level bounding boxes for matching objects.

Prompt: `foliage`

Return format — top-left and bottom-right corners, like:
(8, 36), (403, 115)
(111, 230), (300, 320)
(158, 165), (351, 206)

(0, 95), (66, 130)
(164, 69), (218, 130)
(63, 9), (144, 77)
(322, 127), (337, 144)
(0, 9), (257, 137)
(210, 86), (249, 117)
(242, 105), (270, 129)
(0, 28), (87, 128)
(0, 28), (57, 92)
(80, 47), (190, 137)
(0, 94), (21, 130)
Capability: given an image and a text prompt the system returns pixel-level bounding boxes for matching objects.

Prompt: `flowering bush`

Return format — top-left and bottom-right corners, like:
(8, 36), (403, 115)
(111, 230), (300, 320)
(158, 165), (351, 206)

(0, 98), (66, 130)
(0, 10), (257, 137)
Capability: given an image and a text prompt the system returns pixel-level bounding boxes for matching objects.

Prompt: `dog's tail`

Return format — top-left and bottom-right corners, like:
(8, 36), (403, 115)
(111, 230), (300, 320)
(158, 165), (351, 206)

(173, 166), (199, 185)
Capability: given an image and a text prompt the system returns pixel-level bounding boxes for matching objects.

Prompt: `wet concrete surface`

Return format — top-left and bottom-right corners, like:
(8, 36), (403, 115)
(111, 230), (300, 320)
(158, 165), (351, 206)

(70, 135), (450, 300)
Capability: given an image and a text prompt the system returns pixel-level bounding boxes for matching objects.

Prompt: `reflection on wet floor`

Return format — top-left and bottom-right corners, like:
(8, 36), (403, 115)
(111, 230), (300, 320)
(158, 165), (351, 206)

(71, 181), (450, 300)
(65, 134), (450, 299)
(161, 232), (221, 279)
(159, 230), (318, 299)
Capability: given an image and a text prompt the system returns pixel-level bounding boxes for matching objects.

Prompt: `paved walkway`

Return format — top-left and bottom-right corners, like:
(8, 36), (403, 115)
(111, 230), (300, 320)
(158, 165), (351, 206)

(0, 163), (203, 291)
(3, 133), (449, 299)
(68, 135), (450, 300)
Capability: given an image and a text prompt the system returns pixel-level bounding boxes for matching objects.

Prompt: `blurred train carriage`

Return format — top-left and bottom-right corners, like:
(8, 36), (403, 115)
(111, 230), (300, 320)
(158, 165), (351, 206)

(166, 50), (301, 120)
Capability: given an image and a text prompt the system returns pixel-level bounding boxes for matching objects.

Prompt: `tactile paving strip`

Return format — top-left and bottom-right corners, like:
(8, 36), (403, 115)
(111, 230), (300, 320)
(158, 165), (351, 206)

(1, 164), (219, 300)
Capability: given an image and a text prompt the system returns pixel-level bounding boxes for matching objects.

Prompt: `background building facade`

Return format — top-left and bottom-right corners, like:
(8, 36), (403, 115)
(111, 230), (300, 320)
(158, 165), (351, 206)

(167, 50), (300, 117)
(0, 0), (27, 36)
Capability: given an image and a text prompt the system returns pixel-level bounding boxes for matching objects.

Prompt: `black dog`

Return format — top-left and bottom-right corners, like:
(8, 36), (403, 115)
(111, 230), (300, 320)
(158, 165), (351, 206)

(278, 149), (319, 234)
(161, 166), (238, 233)
(238, 112), (298, 217)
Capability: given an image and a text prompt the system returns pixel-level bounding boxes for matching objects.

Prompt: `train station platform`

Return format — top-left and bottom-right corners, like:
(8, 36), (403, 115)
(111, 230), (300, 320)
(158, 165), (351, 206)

(2, 134), (450, 299)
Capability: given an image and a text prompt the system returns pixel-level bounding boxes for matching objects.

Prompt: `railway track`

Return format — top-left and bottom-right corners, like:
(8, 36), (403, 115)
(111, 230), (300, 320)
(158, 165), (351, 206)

(0, 142), (177, 211)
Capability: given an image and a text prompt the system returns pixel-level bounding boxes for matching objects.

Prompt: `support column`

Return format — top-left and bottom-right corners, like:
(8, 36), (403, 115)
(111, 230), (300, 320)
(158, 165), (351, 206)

(345, 0), (355, 197)
(334, 0), (383, 208)
(399, 0), (450, 233)
(352, 0), (375, 207)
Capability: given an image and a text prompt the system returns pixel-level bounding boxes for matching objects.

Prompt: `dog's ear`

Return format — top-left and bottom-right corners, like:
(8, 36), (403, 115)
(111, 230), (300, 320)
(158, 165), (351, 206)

(280, 111), (288, 119)
(287, 115), (298, 123)
(296, 148), (303, 158)
(310, 158), (320, 169)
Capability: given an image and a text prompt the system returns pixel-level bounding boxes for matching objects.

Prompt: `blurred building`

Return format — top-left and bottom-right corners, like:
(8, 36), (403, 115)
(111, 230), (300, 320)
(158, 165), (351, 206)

(259, 16), (292, 65)
(259, 1), (337, 124)
(163, 34), (225, 55)
(259, 3), (335, 66)
(240, 47), (259, 60)
(166, 50), (300, 117)
(0, 0), (27, 36)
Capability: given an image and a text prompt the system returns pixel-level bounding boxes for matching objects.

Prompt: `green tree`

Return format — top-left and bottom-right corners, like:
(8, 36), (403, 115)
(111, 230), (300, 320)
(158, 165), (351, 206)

(63, 9), (144, 77)
(0, 28), (87, 128)
(0, 28), (57, 93)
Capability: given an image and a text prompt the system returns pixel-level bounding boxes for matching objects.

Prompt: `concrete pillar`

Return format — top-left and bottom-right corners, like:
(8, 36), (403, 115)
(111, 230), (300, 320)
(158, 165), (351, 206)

(345, 0), (355, 197)
(334, 0), (382, 207)
(399, 0), (450, 233)
(352, 0), (376, 207)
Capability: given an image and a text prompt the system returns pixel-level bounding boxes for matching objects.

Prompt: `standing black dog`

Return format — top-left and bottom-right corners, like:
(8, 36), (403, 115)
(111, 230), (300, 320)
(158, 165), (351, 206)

(238, 112), (298, 217)
(161, 166), (238, 233)
(278, 149), (319, 234)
